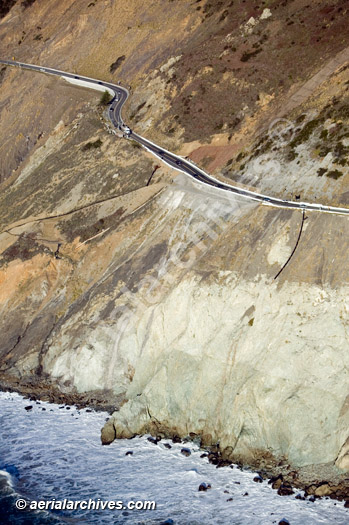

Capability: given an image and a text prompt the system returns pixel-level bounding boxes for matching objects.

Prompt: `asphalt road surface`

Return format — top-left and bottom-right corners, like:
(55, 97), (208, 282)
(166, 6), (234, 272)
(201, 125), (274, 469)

(1, 59), (349, 217)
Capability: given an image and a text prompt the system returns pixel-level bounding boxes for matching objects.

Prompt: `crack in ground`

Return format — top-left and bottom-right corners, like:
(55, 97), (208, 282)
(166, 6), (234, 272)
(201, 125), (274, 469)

(0, 185), (153, 237)
(274, 209), (306, 280)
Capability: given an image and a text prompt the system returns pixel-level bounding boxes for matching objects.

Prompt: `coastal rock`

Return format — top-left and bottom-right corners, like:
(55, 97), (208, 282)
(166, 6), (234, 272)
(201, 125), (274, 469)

(208, 453), (219, 466)
(253, 475), (263, 483)
(269, 474), (283, 490)
(198, 482), (211, 491)
(314, 483), (332, 497)
(216, 459), (232, 468)
(100, 420), (115, 446)
(277, 484), (294, 496)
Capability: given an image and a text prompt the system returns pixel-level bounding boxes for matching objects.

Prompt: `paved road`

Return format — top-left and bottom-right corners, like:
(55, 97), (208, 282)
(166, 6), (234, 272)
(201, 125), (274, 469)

(1, 58), (349, 217)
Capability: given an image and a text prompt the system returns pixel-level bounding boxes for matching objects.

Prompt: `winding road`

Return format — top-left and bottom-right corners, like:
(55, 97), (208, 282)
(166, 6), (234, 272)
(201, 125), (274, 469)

(1, 59), (349, 217)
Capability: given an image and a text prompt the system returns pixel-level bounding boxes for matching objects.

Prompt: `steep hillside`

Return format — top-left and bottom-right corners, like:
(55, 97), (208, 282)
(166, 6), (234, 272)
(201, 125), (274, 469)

(1, 0), (349, 181)
(0, 0), (349, 496)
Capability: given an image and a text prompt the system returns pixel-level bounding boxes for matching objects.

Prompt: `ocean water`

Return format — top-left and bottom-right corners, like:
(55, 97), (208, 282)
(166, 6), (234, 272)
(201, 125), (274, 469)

(0, 391), (348, 525)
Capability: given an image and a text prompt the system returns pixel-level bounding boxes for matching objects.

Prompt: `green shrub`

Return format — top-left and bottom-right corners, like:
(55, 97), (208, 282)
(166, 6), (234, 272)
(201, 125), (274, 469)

(289, 119), (322, 148)
(326, 169), (343, 180)
(241, 48), (262, 62)
(317, 168), (327, 177)
(99, 91), (112, 106)
(82, 139), (102, 151)
(110, 56), (126, 73)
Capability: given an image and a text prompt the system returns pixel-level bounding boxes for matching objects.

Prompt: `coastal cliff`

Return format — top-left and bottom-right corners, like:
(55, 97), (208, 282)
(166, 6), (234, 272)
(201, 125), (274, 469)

(0, 0), (349, 495)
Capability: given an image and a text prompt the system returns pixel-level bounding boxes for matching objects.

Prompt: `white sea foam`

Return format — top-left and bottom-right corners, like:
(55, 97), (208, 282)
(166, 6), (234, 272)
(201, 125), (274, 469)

(0, 470), (13, 488)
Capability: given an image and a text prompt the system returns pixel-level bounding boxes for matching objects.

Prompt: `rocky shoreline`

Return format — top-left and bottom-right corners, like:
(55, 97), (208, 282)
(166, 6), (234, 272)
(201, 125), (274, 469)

(101, 422), (349, 505)
(0, 373), (124, 414)
(2, 375), (348, 505)
(162, 437), (349, 505)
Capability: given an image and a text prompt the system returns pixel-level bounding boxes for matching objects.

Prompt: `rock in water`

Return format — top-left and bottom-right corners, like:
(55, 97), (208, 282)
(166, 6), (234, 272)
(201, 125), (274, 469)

(314, 483), (332, 497)
(216, 459), (232, 468)
(278, 484), (294, 496)
(100, 420), (115, 445)
(269, 474), (283, 490)
(253, 475), (263, 483)
(198, 482), (211, 491)
(207, 452), (219, 465)
(181, 448), (191, 457)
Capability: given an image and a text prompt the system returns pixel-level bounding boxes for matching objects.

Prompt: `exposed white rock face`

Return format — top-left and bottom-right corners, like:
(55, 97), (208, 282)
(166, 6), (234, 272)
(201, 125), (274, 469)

(107, 273), (349, 469)
(48, 326), (117, 393)
(260, 8), (272, 20)
(42, 179), (256, 394)
(267, 230), (292, 266)
(336, 437), (349, 470)
(243, 17), (257, 34)
(38, 175), (349, 471)
(159, 55), (182, 74)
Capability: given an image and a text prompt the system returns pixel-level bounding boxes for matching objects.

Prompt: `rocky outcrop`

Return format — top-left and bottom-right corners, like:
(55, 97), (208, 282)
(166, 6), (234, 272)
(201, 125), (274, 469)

(101, 273), (349, 471)
(336, 437), (349, 470)
(101, 419), (116, 445)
